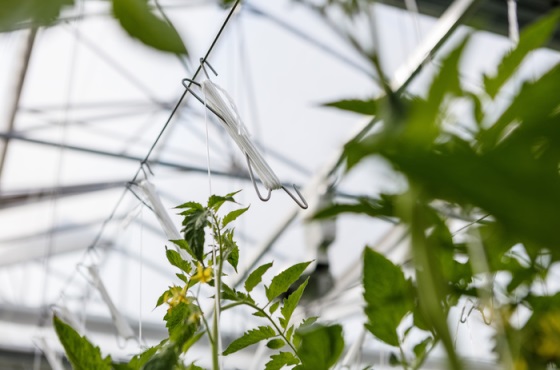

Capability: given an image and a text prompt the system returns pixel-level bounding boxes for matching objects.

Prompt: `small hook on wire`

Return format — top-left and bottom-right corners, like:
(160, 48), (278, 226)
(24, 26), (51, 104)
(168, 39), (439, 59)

(281, 184), (308, 209)
(246, 154), (308, 209)
(200, 58), (218, 79)
(181, 79), (227, 122)
(246, 154), (271, 201)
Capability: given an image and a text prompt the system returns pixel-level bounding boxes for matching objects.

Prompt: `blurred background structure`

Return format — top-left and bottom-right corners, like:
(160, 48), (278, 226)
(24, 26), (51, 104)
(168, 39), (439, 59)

(0, 0), (559, 368)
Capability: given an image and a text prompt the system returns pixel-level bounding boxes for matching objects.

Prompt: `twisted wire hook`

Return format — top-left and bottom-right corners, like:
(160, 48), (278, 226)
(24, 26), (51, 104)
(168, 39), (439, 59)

(246, 154), (272, 201)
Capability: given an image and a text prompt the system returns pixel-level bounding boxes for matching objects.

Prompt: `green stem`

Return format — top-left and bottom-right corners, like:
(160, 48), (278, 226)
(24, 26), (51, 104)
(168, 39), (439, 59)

(244, 301), (299, 356)
(398, 343), (410, 370)
(211, 216), (224, 370)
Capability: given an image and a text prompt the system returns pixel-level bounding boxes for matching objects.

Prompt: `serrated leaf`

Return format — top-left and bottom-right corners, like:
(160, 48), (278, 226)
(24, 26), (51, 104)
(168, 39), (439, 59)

(176, 201), (204, 210)
(266, 261), (312, 302)
(112, 0), (187, 54)
(313, 195), (394, 220)
(299, 317), (318, 331)
(253, 311), (267, 318)
(322, 98), (377, 115)
(123, 343), (161, 370)
(363, 247), (413, 346)
(179, 207), (209, 262)
(484, 10), (560, 98)
(176, 273), (188, 284)
(207, 190), (240, 211)
(295, 323), (344, 370)
(286, 325), (295, 342)
(222, 230), (239, 272)
(53, 316), (112, 370)
(170, 239), (196, 261)
(245, 262), (273, 293)
(264, 351), (299, 370)
(155, 288), (171, 308)
(280, 278), (309, 330)
(269, 301), (280, 314)
(142, 344), (179, 370)
(266, 338), (285, 350)
(166, 249), (191, 274)
(222, 206), (249, 227)
(222, 326), (276, 355)
(164, 302), (199, 345)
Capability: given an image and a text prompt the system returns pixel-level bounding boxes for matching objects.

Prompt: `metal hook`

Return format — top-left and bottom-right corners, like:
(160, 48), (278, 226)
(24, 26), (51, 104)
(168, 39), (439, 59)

(246, 154), (271, 201)
(126, 182), (154, 212)
(140, 160), (154, 178)
(281, 184), (308, 209)
(199, 58), (218, 79)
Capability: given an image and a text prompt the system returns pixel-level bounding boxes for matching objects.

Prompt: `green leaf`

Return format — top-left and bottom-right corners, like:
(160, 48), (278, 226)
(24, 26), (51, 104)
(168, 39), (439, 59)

(269, 301), (280, 314)
(222, 206), (249, 227)
(322, 98), (377, 115)
(179, 206), (209, 262)
(186, 363), (205, 370)
(265, 261), (312, 302)
(280, 278), (309, 329)
(286, 325), (295, 342)
(170, 239), (194, 258)
(123, 344), (161, 370)
(53, 316), (112, 370)
(483, 10), (560, 98)
(166, 249), (191, 274)
(222, 326), (276, 355)
(266, 338), (286, 350)
(112, 0), (187, 54)
(295, 323), (344, 370)
(176, 273), (188, 284)
(363, 247), (413, 346)
(222, 229), (239, 272)
(245, 262), (273, 293)
(413, 336), (433, 359)
(207, 190), (240, 211)
(164, 302), (199, 345)
(0, 0), (73, 30)
(313, 195), (394, 220)
(142, 344), (179, 370)
(298, 317), (318, 331)
(264, 351), (299, 370)
(400, 37), (468, 146)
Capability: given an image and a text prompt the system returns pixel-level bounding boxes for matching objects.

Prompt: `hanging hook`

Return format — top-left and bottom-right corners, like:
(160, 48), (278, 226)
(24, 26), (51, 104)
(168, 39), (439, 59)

(281, 184), (308, 209)
(200, 58), (218, 79)
(246, 154), (271, 201)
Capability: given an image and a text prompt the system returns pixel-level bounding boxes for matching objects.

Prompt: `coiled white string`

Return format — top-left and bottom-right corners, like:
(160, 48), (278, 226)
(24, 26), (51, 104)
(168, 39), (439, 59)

(138, 180), (192, 262)
(84, 265), (135, 340)
(201, 79), (282, 191)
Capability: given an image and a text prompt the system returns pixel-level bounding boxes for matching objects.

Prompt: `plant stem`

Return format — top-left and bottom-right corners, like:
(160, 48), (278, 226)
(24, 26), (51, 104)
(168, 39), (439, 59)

(211, 216), (224, 370)
(245, 301), (299, 356)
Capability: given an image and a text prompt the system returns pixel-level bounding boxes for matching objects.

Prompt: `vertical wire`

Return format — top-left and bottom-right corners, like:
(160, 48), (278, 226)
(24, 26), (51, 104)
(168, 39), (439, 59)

(138, 206), (144, 345)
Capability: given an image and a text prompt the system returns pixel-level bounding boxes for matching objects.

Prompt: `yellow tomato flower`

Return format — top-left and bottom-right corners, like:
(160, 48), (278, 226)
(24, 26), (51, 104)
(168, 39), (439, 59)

(194, 262), (213, 284)
(164, 285), (189, 311)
